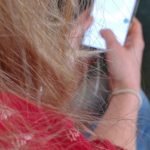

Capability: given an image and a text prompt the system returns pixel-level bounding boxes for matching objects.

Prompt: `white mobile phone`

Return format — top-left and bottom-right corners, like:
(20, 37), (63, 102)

(82, 0), (140, 50)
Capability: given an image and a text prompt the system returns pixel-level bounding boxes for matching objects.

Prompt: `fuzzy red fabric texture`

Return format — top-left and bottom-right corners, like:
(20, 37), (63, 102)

(0, 93), (124, 150)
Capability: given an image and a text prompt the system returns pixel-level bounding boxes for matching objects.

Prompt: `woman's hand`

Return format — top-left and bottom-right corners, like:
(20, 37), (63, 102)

(101, 18), (145, 91)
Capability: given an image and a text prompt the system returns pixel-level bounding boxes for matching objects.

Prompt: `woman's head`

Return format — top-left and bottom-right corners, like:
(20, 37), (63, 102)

(0, 0), (94, 108)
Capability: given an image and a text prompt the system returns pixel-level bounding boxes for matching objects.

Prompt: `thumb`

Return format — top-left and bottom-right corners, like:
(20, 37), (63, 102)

(100, 29), (121, 49)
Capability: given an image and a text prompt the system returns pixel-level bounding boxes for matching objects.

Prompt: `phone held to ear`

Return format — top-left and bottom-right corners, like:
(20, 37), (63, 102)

(82, 0), (140, 51)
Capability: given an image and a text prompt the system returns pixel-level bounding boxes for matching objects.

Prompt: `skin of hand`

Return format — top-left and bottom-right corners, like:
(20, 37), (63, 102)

(100, 18), (145, 91)
(69, 14), (144, 93)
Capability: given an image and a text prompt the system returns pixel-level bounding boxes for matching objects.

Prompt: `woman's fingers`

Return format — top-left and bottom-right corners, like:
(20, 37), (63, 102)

(125, 18), (145, 50)
(100, 29), (122, 64)
(100, 29), (121, 49)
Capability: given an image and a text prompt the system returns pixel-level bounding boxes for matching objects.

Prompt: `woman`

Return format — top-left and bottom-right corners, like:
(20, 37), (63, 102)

(0, 0), (145, 149)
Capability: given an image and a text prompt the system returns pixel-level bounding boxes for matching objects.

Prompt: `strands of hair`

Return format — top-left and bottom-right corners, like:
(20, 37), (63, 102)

(0, 0), (107, 149)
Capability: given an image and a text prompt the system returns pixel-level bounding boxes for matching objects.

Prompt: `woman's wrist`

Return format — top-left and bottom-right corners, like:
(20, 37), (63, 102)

(109, 88), (142, 107)
(110, 80), (141, 92)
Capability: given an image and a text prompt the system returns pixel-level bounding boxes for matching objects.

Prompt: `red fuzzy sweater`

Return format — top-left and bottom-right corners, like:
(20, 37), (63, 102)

(0, 93), (124, 150)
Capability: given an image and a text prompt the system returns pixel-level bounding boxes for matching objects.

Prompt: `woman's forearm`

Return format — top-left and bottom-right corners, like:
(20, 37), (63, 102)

(94, 93), (140, 150)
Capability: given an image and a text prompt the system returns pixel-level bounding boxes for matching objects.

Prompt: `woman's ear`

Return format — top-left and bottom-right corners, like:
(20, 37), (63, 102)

(68, 11), (93, 50)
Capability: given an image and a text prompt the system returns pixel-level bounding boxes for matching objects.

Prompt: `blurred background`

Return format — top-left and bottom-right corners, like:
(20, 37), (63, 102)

(137, 0), (150, 98)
